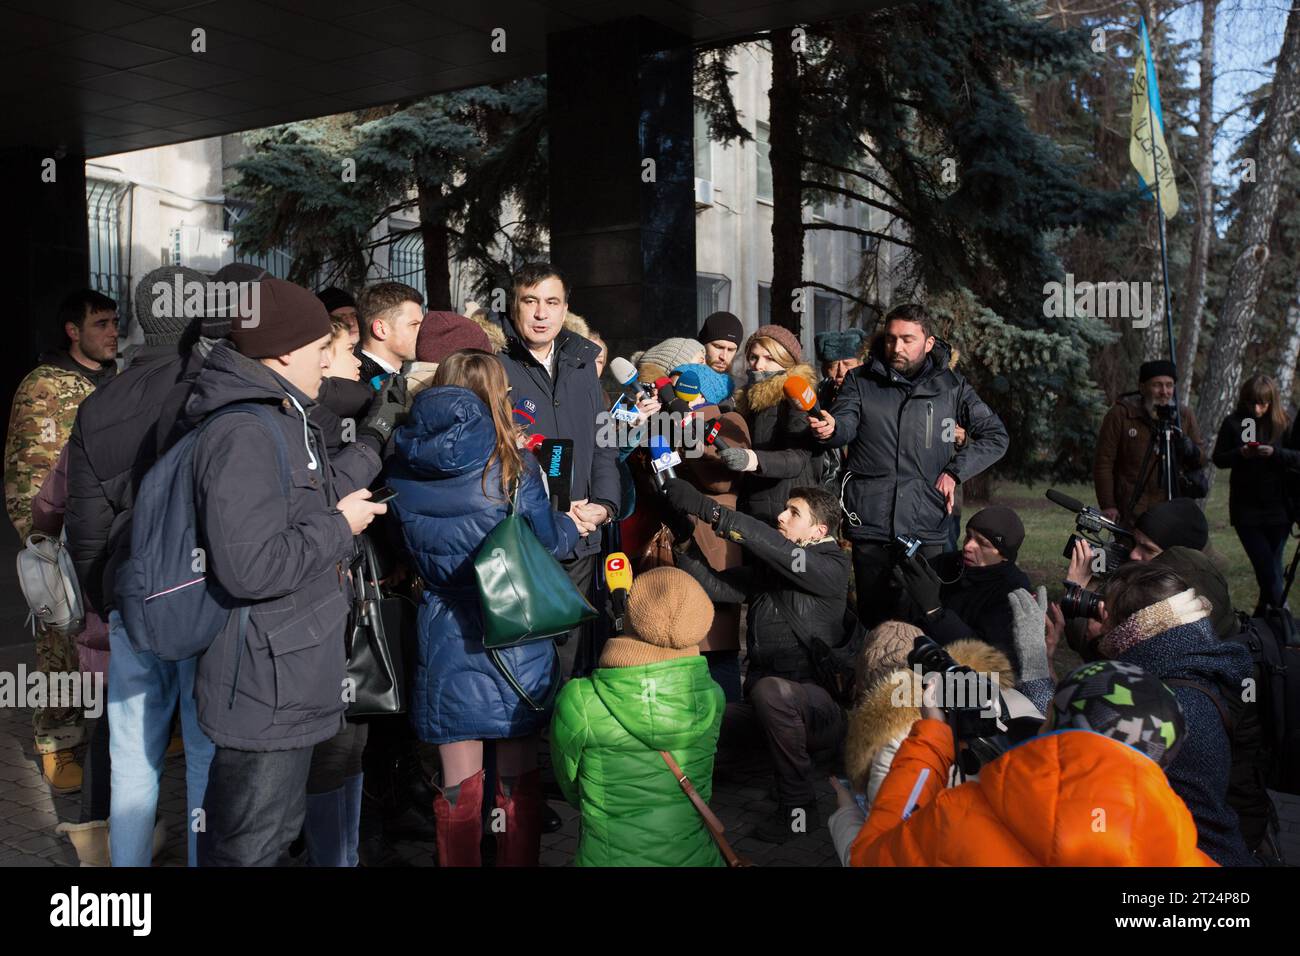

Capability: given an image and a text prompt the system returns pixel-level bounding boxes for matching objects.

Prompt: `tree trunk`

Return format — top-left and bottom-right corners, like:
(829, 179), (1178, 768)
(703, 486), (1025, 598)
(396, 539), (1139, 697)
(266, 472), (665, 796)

(769, 29), (805, 337)
(1197, 2), (1300, 479)
(1177, 0), (1218, 408)
(1276, 270), (1300, 408)
(417, 179), (452, 310)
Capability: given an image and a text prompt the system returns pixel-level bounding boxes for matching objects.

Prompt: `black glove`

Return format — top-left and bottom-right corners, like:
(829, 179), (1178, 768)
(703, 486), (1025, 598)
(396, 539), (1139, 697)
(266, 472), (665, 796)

(1179, 434), (1198, 461)
(892, 552), (943, 617)
(359, 374), (410, 446)
(662, 477), (710, 522)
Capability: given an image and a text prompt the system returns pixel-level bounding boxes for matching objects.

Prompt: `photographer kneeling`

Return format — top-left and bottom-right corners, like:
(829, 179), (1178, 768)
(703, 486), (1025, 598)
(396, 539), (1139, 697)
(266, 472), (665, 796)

(661, 478), (850, 844)
(848, 660), (1216, 867)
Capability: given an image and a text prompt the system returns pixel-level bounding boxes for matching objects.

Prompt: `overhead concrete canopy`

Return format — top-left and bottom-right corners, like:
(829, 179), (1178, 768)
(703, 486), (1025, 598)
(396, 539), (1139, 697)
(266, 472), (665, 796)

(3, 0), (889, 157)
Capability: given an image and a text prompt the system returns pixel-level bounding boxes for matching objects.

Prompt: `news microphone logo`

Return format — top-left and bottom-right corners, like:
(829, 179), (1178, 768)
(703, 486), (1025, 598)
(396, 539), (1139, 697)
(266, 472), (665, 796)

(783, 375), (823, 417)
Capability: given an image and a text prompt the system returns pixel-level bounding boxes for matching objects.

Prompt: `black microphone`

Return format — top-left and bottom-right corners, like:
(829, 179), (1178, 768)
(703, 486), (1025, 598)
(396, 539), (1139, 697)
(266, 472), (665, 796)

(538, 438), (574, 512)
(703, 420), (732, 452)
(1045, 489), (1084, 512)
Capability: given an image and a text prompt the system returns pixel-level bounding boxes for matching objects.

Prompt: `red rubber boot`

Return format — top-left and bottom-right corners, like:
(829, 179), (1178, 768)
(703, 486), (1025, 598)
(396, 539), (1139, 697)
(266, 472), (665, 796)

(493, 769), (542, 867)
(433, 769), (484, 867)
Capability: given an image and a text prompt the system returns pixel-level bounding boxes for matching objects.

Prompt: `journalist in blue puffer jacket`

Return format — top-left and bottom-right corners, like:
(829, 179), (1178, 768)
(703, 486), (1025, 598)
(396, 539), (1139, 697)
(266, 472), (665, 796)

(387, 379), (580, 746)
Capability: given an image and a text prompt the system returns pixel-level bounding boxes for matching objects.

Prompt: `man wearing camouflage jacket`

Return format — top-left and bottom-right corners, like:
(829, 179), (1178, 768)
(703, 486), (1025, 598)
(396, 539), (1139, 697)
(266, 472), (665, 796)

(3, 289), (118, 792)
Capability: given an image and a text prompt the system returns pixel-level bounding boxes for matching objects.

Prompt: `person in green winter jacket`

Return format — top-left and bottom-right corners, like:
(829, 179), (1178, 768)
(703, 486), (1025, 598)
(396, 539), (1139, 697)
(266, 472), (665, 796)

(551, 566), (726, 867)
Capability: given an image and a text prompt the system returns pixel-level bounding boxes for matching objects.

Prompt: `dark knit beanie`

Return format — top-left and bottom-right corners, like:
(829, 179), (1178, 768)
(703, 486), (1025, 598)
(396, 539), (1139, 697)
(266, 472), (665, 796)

(966, 506), (1025, 562)
(205, 263), (267, 339)
(600, 567), (714, 668)
(415, 311), (491, 365)
(1152, 546), (1236, 639)
(815, 327), (869, 364)
(134, 266), (208, 347)
(1139, 360), (1177, 382)
(699, 311), (743, 346)
(745, 323), (802, 365)
(1050, 660), (1186, 769)
(1135, 498), (1208, 552)
(229, 277), (332, 359)
(317, 287), (356, 314)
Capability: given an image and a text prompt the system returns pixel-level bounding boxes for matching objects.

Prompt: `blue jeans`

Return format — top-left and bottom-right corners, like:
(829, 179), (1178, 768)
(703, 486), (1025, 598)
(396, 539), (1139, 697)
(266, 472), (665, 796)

(107, 611), (215, 866)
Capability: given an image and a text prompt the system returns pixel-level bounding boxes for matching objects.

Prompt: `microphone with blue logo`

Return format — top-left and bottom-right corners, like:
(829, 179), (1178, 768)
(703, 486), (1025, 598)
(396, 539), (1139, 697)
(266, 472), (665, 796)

(648, 434), (682, 491)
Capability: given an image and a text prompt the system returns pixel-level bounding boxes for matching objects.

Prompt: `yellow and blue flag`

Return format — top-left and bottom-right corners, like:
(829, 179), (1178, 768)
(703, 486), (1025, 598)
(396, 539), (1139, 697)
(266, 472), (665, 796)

(1130, 16), (1179, 219)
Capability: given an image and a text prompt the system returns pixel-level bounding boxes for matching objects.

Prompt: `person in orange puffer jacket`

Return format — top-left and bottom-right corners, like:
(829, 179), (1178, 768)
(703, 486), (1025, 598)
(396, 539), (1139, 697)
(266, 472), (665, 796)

(850, 659), (1217, 867)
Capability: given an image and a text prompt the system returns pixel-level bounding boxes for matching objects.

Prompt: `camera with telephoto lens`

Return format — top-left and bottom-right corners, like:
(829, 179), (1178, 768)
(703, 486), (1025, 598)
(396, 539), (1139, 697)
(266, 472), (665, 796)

(907, 635), (1010, 776)
(1045, 489), (1134, 579)
(1060, 581), (1105, 621)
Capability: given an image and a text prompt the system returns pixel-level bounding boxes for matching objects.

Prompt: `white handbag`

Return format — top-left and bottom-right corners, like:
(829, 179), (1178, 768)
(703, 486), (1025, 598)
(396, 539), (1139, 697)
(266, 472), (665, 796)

(16, 532), (84, 635)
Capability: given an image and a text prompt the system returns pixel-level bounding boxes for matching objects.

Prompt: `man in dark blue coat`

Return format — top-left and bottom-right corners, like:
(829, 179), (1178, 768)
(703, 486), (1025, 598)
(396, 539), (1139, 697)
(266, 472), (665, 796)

(810, 304), (1008, 627)
(493, 263), (621, 679)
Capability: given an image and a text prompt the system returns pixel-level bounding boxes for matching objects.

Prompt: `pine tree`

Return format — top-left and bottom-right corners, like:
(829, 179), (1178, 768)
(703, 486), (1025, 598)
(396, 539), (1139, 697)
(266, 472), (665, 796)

(229, 79), (548, 305)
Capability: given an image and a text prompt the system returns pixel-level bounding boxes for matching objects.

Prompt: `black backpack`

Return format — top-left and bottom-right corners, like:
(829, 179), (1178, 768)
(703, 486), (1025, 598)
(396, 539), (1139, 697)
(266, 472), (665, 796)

(1168, 608), (1300, 850)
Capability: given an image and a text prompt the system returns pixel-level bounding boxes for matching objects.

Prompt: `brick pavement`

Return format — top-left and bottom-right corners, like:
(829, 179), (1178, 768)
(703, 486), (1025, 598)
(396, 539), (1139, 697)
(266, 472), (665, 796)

(2, 639), (1295, 868)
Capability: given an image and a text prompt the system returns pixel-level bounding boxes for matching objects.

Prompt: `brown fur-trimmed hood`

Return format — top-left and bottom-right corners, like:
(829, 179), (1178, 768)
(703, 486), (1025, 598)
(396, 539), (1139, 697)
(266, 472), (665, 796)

(844, 639), (1016, 793)
(736, 363), (817, 416)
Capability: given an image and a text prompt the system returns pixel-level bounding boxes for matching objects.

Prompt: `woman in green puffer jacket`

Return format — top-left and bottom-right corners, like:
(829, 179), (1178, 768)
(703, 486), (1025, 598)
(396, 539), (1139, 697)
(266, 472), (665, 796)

(551, 567), (726, 867)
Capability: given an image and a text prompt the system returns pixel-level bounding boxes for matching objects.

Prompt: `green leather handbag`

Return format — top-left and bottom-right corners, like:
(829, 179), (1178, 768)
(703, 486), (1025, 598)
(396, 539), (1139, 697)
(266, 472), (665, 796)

(474, 478), (597, 709)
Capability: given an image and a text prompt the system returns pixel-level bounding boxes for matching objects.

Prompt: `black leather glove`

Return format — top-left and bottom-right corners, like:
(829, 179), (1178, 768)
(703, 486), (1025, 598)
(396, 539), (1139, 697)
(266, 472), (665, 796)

(359, 374), (410, 446)
(662, 477), (711, 522)
(1179, 434), (1198, 461)
(892, 552), (943, 617)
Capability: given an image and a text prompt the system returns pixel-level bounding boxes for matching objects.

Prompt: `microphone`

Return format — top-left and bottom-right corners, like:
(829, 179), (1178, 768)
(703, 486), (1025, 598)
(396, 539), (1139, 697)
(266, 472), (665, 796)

(512, 398), (538, 432)
(648, 435), (681, 489)
(538, 438), (574, 512)
(525, 433), (545, 452)
(607, 357), (641, 416)
(674, 369), (702, 406)
(783, 375), (824, 419)
(603, 552), (632, 631)
(703, 420), (732, 452)
(654, 376), (675, 409)
(1045, 489), (1084, 512)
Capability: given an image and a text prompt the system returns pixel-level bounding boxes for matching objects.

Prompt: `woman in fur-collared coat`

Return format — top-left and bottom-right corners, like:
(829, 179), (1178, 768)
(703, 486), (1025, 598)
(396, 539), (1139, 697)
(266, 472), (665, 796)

(719, 324), (820, 526)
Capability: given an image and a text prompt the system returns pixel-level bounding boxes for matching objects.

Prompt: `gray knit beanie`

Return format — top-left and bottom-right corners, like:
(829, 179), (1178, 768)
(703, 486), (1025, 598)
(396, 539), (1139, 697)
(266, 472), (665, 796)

(134, 266), (207, 347)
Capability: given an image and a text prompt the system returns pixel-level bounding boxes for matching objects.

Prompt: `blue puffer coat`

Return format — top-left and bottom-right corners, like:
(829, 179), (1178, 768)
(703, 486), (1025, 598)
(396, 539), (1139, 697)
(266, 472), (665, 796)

(388, 386), (580, 744)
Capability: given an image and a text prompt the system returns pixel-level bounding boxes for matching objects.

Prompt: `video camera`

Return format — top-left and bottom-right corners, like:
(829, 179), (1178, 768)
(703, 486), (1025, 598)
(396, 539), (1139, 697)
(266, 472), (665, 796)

(1045, 488), (1134, 579)
(907, 635), (1010, 777)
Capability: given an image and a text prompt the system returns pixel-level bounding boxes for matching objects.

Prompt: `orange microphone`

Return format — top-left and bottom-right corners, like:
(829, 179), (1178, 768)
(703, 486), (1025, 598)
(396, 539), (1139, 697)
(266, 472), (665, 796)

(783, 375), (824, 418)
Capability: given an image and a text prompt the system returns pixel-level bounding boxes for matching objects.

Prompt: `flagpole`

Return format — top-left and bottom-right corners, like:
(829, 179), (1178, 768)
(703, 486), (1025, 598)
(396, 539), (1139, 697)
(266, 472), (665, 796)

(1143, 18), (1181, 500)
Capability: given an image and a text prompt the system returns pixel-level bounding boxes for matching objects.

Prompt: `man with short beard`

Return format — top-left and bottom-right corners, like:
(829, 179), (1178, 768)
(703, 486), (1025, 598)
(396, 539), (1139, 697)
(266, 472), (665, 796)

(1094, 360), (1206, 528)
(4, 289), (119, 792)
(810, 303), (1008, 627)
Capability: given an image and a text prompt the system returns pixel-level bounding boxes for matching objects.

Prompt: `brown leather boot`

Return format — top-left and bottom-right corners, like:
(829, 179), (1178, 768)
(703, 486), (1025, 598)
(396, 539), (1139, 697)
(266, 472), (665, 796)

(494, 769), (542, 867)
(432, 769), (483, 867)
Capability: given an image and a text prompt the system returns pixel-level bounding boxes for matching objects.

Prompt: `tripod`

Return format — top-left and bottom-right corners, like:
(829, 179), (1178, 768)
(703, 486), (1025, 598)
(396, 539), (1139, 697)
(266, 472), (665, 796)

(1126, 406), (1180, 519)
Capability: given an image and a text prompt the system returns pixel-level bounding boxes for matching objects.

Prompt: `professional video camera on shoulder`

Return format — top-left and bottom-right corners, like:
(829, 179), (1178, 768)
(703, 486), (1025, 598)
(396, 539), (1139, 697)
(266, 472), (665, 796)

(1045, 488), (1134, 578)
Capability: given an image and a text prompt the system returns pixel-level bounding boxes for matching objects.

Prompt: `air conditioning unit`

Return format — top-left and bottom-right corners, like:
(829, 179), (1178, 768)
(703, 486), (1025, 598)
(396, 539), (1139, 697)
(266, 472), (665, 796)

(694, 177), (714, 208)
(171, 225), (235, 272)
